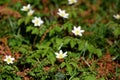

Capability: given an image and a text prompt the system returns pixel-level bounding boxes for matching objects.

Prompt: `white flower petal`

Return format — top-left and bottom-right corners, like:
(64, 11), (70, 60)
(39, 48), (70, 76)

(4, 55), (15, 64)
(27, 10), (34, 16)
(32, 17), (44, 27)
(55, 52), (59, 56)
(113, 14), (120, 19)
(74, 26), (77, 30)
(21, 4), (31, 11)
(77, 26), (81, 30)
(80, 30), (85, 33)
(57, 9), (69, 18)
(64, 51), (67, 55)
(11, 58), (15, 61)
(59, 50), (63, 54)
(72, 26), (85, 36)
(68, 0), (77, 4)
(55, 50), (67, 59)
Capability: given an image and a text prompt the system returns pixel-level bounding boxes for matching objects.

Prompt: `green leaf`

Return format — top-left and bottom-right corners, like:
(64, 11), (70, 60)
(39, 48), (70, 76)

(29, 71), (36, 76)
(70, 62), (78, 68)
(87, 44), (102, 57)
(26, 26), (34, 32)
(54, 26), (61, 32)
(49, 28), (55, 36)
(78, 40), (86, 51)
(18, 18), (24, 26)
(47, 52), (56, 65)
(63, 37), (71, 45)
(18, 47), (28, 53)
(56, 38), (63, 47)
(25, 17), (31, 25)
(99, 77), (105, 80)
(72, 77), (79, 80)
(87, 44), (95, 53)
(26, 58), (36, 65)
(32, 28), (39, 34)
(114, 27), (120, 36)
(14, 77), (22, 80)
(96, 49), (102, 57)
(63, 22), (73, 32)
(60, 62), (66, 68)
(70, 39), (76, 48)
(66, 63), (72, 75)
(3, 66), (14, 71)
(55, 72), (65, 80)
(84, 75), (96, 80)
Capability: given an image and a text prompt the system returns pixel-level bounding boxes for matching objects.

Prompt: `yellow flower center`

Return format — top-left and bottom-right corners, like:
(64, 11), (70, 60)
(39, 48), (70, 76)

(75, 30), (79, 35)
(28, 11), (32, 16)
(35, 20), (39, 24)
(58, 54), (63, 58)
(71, 0), (75, 3)
(7, 58), (11, 63)
(61, 12), (65, 17)
(24, 7), (28, 11)
(117, 15), (120, 19)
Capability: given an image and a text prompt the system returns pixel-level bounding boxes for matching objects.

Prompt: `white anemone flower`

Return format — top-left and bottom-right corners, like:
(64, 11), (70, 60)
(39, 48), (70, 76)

(4, 55), (15, 64)
(113, 14), (120, 20)
(27, 10), (34, 16)
(32, 17), (44, 27)
(21, 4), (31, 11)
(72, 26), (85, 36)
(68, 0), (77, 4)
(57, 9), (69, 18)
(55, 50), (67, 59)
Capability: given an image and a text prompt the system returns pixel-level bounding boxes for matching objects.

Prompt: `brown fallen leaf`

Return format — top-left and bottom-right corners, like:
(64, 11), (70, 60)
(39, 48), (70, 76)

(17, 72), (27, 77)
(0, 6), (21, 19)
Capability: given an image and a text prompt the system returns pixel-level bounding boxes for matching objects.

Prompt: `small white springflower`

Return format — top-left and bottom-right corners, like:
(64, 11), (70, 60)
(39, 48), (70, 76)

(4, 55), (15, 64)
(55, 50), (67, 59)
(57, 9), (69, 18)
(72, 26), (85, 36)
(113, 14), (120, 20)
(32, 17), (44, 27)
(27, 10), (34, 16)
(68, 0), (77, 4)
(21, 4), (31, 11)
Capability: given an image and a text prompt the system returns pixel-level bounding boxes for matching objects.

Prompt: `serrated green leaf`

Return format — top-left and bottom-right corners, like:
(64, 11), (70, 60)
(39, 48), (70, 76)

(25, 17), (31, 25)
(114, 27), (120, 36)
(49, 28), (55, 36)
(47, 52), (56, 65)
(26, 26), (33, 32)
(66, 63), (72, 75)
(84, 75), (96, 80)
(18, 18), (24, 26)
(60, 62), (66, 68)
(32, 28), (39, 34)
(63, 37), (71, 45)
(96, 49), (102, 57)
(63, 22), (73, 32)
(55, 72), (65, 80)
(72, 77), (79, 80)
(70, 39), (76, 48)
(99, 77), (105, 80)
(3, 66), (14, 71)
(54, 26), (61, 32)
(56, 38), (63, 46)
(70, 62), (78, 68)
(87, 44), (95, 53)
(78, 40), (86, 51)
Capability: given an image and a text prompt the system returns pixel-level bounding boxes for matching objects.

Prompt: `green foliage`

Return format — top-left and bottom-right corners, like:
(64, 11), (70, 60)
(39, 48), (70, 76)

(113, 27), (120, 37)
(0, 0), (120, 80)
(0, 0), (11, 4)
